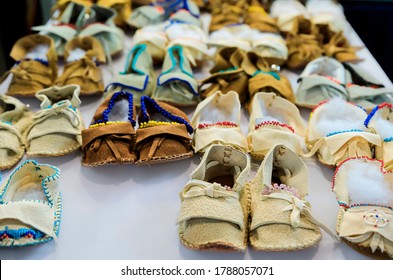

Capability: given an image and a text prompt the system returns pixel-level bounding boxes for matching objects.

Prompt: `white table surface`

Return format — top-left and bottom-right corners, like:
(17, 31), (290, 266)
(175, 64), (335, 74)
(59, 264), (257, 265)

(0, 14), (392, 260)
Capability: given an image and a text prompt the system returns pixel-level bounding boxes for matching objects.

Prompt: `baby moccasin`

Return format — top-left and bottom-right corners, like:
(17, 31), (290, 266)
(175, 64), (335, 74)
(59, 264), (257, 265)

(152, 45), (200, 107)
(295, 56), (347, 109)
(1, 34), (58, 97)
(25, 85), (84, 156)
(104, 44), (156, 106)
(133, 25), (168, 64)
(0, 95), (32, 170)
(56, 36), (106, 95)
(191, 90), (248, 154)
(365, 103), (393, 171)
(333, 157), (393, 258)
(248, 144), (335, 251)
(305, 98), (381, 167)
(177, 144), (251, 251)
(0, 160), (62, 247)
(82, 91), (137, 166)
(250, 32), (288, 67)
(136, 96), (194, 165)
(244, 0), (279, 33)
(344, 62), (393, 112)
(247, 92), (306, 160)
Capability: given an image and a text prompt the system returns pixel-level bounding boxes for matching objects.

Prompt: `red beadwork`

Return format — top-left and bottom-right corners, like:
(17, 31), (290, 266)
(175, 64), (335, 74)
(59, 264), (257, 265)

(198, 121), (238, 129)
(255, 121), (295, 133)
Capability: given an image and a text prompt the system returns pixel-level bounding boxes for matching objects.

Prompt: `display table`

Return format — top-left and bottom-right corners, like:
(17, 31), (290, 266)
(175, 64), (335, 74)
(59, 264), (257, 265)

(0, 15), (392, 260)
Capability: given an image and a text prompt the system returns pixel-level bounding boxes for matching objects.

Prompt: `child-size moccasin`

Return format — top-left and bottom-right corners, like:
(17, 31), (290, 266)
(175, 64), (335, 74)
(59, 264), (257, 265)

(26, 85), (84, 157)
(333, 157), (393, 258)
(286, 16), (323, 69)
(200, 47), (249, 104)
(0, 160), (62, 247)
(247, 92), (306, 160)
(270, 0), (309, 33)
(82, 91), (137, 166)
(295, 56), (347, 109)
(56, 36), (106, 95)
(209, 1), (244, 32)
(1, 34), (58, 97)
(152, 45), (200, 107)
(305, 98), (381, 167)
(365, 103), (393, 171)
(177, 144), (251, 251)
(244, 0), (279, 33)
(248, 144), (335, 251)
(32, 1), (83, 56)
(344, 63), (393, 111)
(133, 24), (168, 64)
(248, 68), (295, 104)
(209, 24), (252, 52)
(0, 96), (32, 170)
(191, 90), (247, 154)
(78, 5), (125, 58)
(104, 44), (156, 106)
(250, 31), (288, 67)
(165, 22), (208, 68)
(135, 96), (193, 165)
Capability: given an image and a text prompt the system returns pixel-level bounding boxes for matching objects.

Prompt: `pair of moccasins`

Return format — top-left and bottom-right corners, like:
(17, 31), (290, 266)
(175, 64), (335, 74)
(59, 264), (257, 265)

(296, 56), (393, 111)
(0, 160), (62, 247)
(305, 97), (393, 170)
(271, 0), (359, 68)
(192, 90), (306, 160)
(104, 43), (201, 107)
(200, 47), (294, 106)
(0, 85), (84, 171)
(33, 0), (124, 57)
(82, 92), (194, 167)
(1, 34), (106, 97)
(177, 144), (335, 251)
(209, 0), (278, 33)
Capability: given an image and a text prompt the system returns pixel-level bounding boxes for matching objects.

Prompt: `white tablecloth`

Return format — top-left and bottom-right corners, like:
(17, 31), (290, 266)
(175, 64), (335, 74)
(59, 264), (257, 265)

(0, 15), (392, 260)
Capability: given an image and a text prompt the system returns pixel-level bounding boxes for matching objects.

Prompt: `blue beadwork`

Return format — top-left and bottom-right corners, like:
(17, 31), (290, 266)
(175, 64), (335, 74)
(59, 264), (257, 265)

(0, 226), (44, 240)
(15, 58), (49, 67)
(94, 91), (136, 127)
(326, 129), (364, 137)
(139, 96), (194, 134)
(253, 70), (281, 81)
(364, 105), (379, 128)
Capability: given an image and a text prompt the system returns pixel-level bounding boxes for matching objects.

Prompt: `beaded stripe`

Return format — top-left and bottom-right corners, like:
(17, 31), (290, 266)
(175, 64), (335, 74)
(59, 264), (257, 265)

(0, 226), (44, 241)
(94, 91), (135, 127)
(255, 121), (295, 133)
(139, 96), (193, 134)
(326, 129), (364, 137)
(198, 121), (238, 129)
(262, 183), (301, 199)
(139, 120), (180, 129)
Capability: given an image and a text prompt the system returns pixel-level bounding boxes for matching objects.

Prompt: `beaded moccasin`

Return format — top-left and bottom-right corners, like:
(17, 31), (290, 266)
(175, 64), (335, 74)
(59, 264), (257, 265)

(82, 91), (137, 166)
(0, 160), (62, 247)
(135, 96), (193, 165)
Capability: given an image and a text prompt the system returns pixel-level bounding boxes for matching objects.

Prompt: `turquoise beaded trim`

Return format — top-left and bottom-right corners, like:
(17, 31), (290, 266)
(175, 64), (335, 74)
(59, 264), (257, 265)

(120, 44), (147, 76)
(326, 129), (364, 137)
(384, 137), (393, 142)
(218, 67), (238, 73)
(0, 227), (44, 240)
(253, 70), (280, 80)
(159, 45), (194, 78)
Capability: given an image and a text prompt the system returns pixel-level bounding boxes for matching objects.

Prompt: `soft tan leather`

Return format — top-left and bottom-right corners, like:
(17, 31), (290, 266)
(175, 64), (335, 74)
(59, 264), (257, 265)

(82, 93), (137, 166)
(136, 101), (193, 165)
(98, 0), (132, 27)
(57, 36), (106, 95)
(2, 34), (58, 97)
(324, 31), (360, 63)
(244, 2), (278, 33)
(209, 2), (245, 32)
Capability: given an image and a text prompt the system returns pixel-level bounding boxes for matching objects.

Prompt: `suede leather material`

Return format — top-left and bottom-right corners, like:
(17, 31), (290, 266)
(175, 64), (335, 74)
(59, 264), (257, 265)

(3, 34), (58, 97)
(324, 31), (359, 63)
(127, 6), (165, 29)
(136, 124), (192, 163)
(98, 0), (132, 27)
(82, 94), (137, 166)
(0, 161), (60, 247)
(57, 36), (105, 95)
(0, 96), (33, 170)
(209, 2), (244, 32)
(200, 70), (249, 104)
(244, 4), (279, 33)
(249, 145), (322, 251)
(249, 73), (295, 103)
(210, 47), (245, 74)
(82, 123), (136, 166)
